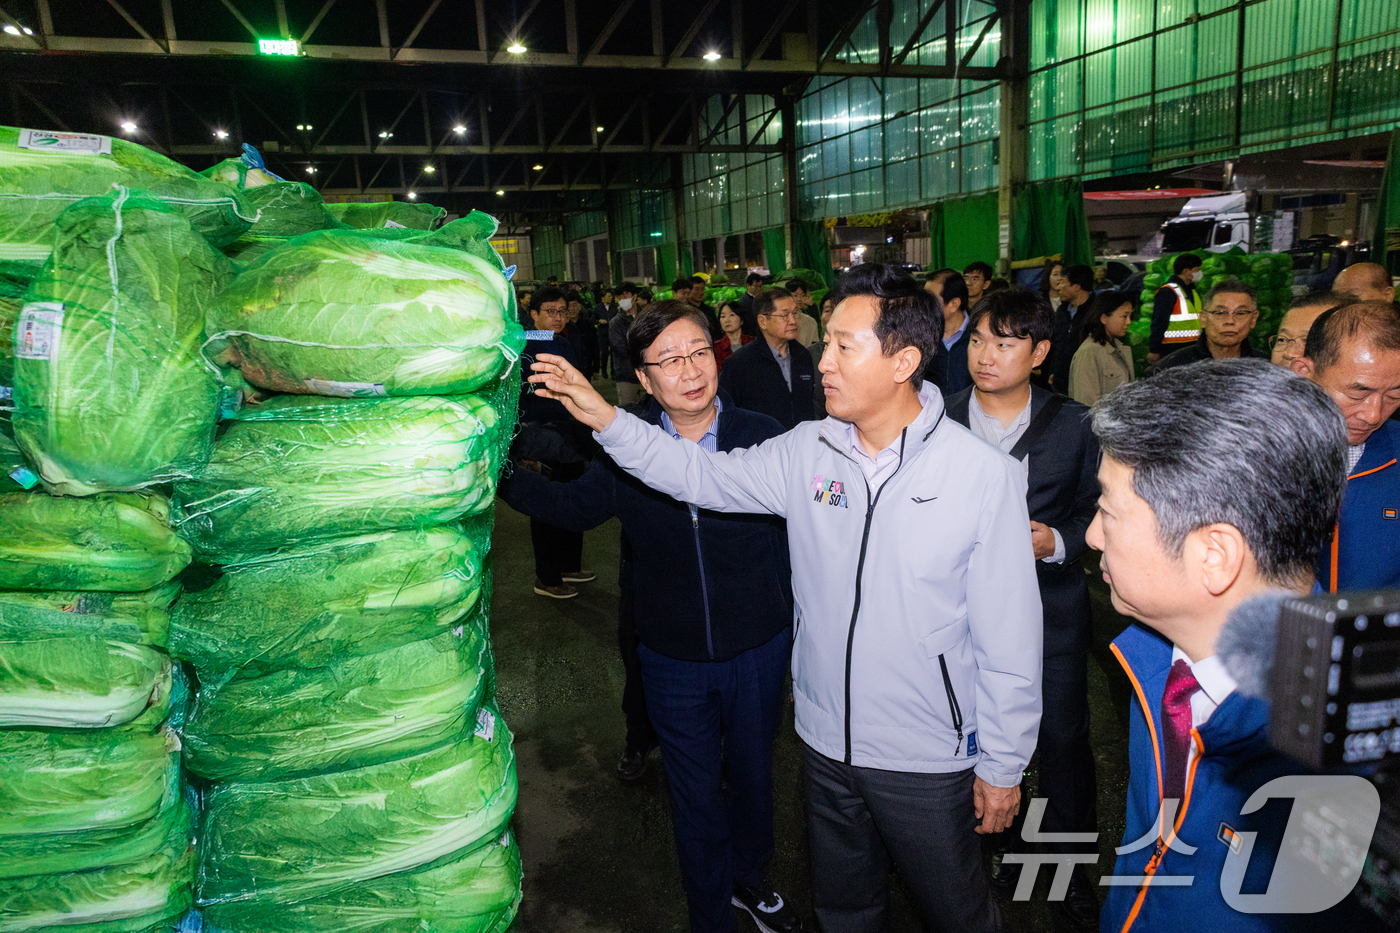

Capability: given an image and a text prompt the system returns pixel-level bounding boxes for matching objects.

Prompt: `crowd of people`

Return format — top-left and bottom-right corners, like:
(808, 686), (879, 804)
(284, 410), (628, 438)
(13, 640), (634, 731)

(501, 253), (1400, 933)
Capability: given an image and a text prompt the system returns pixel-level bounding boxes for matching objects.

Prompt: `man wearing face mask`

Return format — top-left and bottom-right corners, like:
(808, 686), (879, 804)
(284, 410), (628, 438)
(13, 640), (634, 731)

(1291, 300), (1400, 591)
(1147, 253), (1203, 365)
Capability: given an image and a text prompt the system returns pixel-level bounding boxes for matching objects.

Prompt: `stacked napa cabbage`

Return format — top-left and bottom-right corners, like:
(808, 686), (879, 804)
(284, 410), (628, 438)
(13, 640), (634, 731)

(0, 491), (194, 933)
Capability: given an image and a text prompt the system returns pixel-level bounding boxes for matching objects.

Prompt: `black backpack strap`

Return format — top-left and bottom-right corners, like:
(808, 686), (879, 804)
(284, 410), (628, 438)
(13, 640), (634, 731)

(1008, 394), (1065, 462)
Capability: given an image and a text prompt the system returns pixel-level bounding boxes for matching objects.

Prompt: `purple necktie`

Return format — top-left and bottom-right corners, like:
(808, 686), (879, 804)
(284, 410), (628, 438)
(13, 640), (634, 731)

(1161, 659), (1200, 802)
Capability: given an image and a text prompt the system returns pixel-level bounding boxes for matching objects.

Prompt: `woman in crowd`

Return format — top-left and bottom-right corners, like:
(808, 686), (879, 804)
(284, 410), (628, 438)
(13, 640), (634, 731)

(714, 301), (753, 368)
(1067, 290), (1136, 406)
(1040, 258), (1065, 311)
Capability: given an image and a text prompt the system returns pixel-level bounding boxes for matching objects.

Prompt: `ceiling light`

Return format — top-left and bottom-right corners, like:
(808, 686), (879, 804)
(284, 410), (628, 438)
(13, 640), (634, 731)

(214, 129), (229, 139)
(495, 189), (505, 196)
(306, 166), (316, 174)
(507, 42), (526, 54)
(120, 121), (137, 133)
(703, 50), (721, 61)
(407, 191), (417, 200)
(423, 164), (435, 173)
(378, 131), (393, 139)
(3, 24), (20, 36)
(453, 125), (466, 134)
(296, 124), (304, 130)
(596, 126), (605, 133)
(532, 164), (544, 171)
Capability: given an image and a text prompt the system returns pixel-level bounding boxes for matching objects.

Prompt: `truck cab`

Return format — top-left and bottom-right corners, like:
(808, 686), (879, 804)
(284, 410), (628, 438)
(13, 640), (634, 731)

(1160, 192), (1252, 254)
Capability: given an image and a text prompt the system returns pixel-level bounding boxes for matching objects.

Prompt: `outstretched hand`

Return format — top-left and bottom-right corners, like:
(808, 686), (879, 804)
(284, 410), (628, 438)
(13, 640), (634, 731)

(527, 353), (618, 433)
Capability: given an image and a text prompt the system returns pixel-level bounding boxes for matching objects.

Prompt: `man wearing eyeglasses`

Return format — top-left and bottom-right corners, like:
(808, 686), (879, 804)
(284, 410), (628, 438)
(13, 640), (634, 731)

(1269, 292), (1349, 368)
(719, 287), (817, 430)
(1149, 278), (1264, 374)
(499, 300), (803, 933)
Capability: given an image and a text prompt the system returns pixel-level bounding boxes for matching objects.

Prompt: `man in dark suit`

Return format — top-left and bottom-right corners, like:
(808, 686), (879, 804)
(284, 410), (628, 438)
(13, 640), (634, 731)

(1046, 264), (1098, 392)
(719, 287), (816, 430)
(944, 287), (1100, 932)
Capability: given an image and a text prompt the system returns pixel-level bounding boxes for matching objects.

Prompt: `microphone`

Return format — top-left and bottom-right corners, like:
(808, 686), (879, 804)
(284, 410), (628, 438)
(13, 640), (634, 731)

(1215, 590), (1292, 700)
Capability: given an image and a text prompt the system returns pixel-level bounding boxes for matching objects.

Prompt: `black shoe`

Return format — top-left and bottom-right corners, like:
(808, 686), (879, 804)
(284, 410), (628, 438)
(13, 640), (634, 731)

(615, 745), (653, 782)
(732, 885), (804, 933)
(989, 847), (1020, 889)
(1056, 869), (1100, 932)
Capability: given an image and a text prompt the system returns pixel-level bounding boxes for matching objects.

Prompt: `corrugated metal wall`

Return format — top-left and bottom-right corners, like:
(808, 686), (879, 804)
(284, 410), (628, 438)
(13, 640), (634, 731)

(682, 95), (787, 241)
(1029, 0), (1400, 181)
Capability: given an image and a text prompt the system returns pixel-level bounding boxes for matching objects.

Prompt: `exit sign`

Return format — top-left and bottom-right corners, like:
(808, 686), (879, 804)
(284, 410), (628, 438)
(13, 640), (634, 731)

(258, 38), (299, 56)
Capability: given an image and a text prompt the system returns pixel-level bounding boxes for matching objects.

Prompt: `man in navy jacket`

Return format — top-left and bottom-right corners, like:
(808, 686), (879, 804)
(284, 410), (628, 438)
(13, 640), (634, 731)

(499, 301), (803, 933)
(1291, 300), (1400, 591)
(1087, 361), (1356, 932)
(719, 287), (816, 430)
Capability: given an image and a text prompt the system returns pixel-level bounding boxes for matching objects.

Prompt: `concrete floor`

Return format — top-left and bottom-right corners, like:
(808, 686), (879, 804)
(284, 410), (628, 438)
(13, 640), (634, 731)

(492, 384), (1139, 933)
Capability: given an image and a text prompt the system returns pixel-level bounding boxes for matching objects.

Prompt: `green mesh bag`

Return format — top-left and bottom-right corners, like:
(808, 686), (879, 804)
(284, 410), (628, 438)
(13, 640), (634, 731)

(0, 125), (255, 259)
(173, 394), (503, 558)
(170, 526), (484, 679)
(0, 259), (41, 394)
(0, 492), (190, 592)
(0, 789), (192, 881)
(182, 625), (492, 783)
(204, 223), (524, 397)
(0, 584), (178, 647)
(0, 796), (194, 933)
(0, 634), (172, 730)
(199, 146), (282, 190)
(12, 189), (235, 495)
(227, 181), (344, 242)
(201, 828), (522, 933)
(325, 200), (445, 230)
(198, 702), (517, 906)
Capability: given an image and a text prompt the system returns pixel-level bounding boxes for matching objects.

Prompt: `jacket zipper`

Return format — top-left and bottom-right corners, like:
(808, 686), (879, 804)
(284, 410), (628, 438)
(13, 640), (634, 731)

(842, 428), (909, 764)
(1121, 733), (1202, 933)
(691, 508), (715, 660)
(938, 654), (965, 756)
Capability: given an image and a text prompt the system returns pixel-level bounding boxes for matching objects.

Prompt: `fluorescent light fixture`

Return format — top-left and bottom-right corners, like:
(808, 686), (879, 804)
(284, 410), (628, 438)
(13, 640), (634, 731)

(423, 164), (435, 173)
(507, 42), (526, 54)
(532, 164), (544, 171)
(2, 24), (19, 36)
(703, 50), (721, 61)
(495, 189), (505, 196)
(214, 129), (229, 139)
(453, 125), (466, 134)
(120, 121), (138, 133)
(407, 191), (417, 200)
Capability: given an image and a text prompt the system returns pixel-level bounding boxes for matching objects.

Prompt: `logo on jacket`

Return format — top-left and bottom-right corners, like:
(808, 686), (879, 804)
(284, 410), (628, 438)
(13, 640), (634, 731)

(811, 475), (848, 508)
(1385, 508), (1397, 521)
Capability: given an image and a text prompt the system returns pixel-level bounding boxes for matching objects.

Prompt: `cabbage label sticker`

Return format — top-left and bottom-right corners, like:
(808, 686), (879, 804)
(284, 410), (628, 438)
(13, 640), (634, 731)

(16, 303), (64, 361)
(17, 129), (112, 155)
(474, 707), (496, 742)
(302, 378), (387, 397)
(382, 219), (407, 228)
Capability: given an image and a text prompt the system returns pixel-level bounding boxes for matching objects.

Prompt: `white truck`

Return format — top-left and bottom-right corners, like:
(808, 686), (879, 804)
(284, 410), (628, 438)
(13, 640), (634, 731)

(1158, 192), (1254, 255)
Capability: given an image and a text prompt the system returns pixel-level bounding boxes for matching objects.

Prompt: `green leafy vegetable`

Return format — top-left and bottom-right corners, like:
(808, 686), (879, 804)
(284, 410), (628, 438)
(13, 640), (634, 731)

(173, 394), (501, 558)
(0, 584), (178, 647)
(0, 792), (192, 881)
(12, 190), (235, 495)
(198, 703), (516, 906)
(0, 728), (181, 839)
(325, 200), (445, 230)
(0, 493), (191, 592)
(204, 229), (523, 396)
(0, 125), (255, 259)
(171, 526), (482, 678)
(0, 636), (171, 729)
(0, 801), (194, 933)
(201, 829), (522, 933)
(183, 626), (490, 782)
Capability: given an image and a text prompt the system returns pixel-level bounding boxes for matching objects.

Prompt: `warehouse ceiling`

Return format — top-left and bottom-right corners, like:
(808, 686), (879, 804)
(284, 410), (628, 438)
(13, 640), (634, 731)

(0, 0), (1012, 218)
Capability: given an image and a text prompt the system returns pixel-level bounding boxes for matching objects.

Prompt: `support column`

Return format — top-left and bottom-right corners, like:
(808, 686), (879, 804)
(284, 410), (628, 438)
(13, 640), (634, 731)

(781, 94), (800, 271)
(671, 154), (688, 283)
(997, 0), (1030, 277)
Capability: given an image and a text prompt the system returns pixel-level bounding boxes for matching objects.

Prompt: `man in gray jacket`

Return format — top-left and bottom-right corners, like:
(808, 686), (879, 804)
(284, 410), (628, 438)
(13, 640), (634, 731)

(527, 264), (1043, 933)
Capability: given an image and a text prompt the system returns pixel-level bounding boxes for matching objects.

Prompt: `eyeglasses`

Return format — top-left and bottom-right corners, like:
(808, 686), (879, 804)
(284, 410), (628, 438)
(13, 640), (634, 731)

(761, 311), (800, 321)
(641, 346), (715, 376)
(1203, 308), (1257, 322)
(1268, 333), (1305, 350)
(535, 307), (567, 318)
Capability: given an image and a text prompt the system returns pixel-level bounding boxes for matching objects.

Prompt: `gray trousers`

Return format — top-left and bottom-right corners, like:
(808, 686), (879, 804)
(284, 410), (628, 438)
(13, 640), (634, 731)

(803, 743), (1001, 933)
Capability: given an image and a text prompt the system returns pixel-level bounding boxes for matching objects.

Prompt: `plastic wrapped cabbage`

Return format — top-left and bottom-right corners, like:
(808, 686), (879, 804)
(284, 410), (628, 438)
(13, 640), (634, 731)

(0, 259), (41, 392)
(183, 625), (490, 783)
(325, 200), (445, 230)
(1, 790), (192, 881)
(200, 144), (282, 190)
(0, 584), (178, 647)
(201, 830), (522, 933)
(0, 125), (255, 259)
(0, 801), (194, 932)
(0, 493), (191, 592)
(0, 727), (181, 841)
(173, 394), (502, 557)
(12, 190), (235, 495)
(204, 229), (523, 396)
(198, 703), (517, 906)
(0, 635), (172, 729)
(171, 527), (482, 678)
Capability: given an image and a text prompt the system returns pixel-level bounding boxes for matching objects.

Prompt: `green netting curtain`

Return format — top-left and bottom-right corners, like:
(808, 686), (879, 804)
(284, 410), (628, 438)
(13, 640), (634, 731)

(792, 221), (834, 287)
(1373, 128), (1400, 274)
(940, 194), (1000, 272)
(1013, 178), (1094, 268)
(762, 227), (787, 272)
